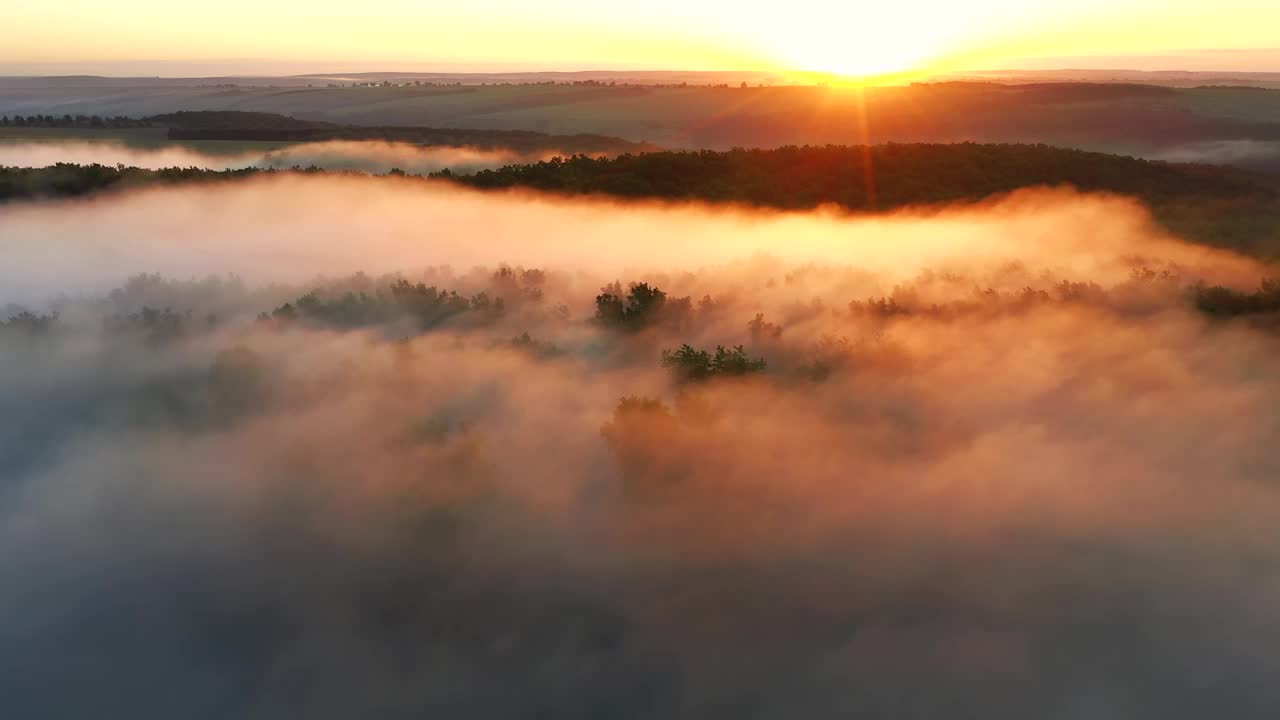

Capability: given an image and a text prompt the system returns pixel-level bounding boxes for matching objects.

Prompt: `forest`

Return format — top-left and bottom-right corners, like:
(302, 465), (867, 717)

(10, 1), (1280, 712)
(0, 113), (151, 128)
(0, 162), (281, 200)
(439, 145), (1280, 256)
(5, 142), (1277, 256)
(8, 81), (1280, 162)
(5, 161), (1280, 719)
(0, 110), (657, 156)
(443, 143), (1274, 206)
(7, 142), (1269, 207)
(151, 110), (659, 155)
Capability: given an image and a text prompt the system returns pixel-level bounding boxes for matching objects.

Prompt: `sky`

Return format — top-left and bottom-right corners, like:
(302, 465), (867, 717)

(5, 0), (1280, 77)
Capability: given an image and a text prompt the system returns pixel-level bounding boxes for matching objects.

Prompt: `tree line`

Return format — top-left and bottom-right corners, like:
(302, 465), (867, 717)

(1, 114), (153, 129)
(438, 143), (1274, 209)
(0, 164), (284, 202)
(431, 144), (1280, 257)
(3, 142), (1278, 256)
(151, 110), (658, 155)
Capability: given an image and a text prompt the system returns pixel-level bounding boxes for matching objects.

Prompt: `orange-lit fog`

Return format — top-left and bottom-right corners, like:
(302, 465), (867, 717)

(0, 140), (559, 175)
(4, 178), (1280, 716)
(0, 175), (1259, 299)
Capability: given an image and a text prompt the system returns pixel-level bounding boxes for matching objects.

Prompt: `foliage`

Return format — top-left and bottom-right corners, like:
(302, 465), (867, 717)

(598, 393), (728, 500)
(849, 297), (913, 318)
(103, 307), (190, 347)
(1194, 279), (1280, 316)
(267, 279), (501, 331)
(6, 142), (1278, 257)
(0, 163), (272, 203)
(433, 144), (1280, 257)
(661, 343), (767, 382)
(490, 266), (547, 305)
(599, 396), (679, 492)
(747, 313), (782, 340)
(0, 311), (58, 335)
(149, 110), (656, 155)
(208, 345), (269, 422)
(595, 282), (679, 332)
(508, 332), (562, 358)
(441, 144), (1274, 210)
(0, 113), (152, 128)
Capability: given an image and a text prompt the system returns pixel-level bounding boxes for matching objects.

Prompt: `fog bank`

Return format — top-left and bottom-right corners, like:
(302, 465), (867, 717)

(0, 139), (554, 174)
(0, 174), (1259, 305)
(3, 181), (1280, 719)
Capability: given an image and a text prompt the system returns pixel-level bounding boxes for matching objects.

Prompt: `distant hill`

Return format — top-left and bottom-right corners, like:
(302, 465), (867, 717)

(146, 110), (660, 155)
(938, 68), (1280, 89)
(7, 80), (1280, 166)
(148, 110), (337, 131)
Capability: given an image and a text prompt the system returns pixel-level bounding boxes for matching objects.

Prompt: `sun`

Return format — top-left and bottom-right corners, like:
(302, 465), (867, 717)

(778, 31), (938, 80)
(754, 8), (953, 81)
(784, 38), (928, 79)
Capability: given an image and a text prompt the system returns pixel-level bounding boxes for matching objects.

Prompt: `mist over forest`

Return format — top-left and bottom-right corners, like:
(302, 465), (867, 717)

(5, 60), (1280, 719)
(3, 171), (1280, 718)
(0, 139), (554, 174)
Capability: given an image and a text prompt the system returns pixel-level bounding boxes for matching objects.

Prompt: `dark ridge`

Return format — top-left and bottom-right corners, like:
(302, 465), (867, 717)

(434, 144), (1280, 257)
(440, 143), (1275, 207)
(0, 164), (279, 202)
(165, 126), (661, 155)
(1006, 82), (1181, 99)
(2, 143), (1277, 256)
(147, 110), (338, 131)
(914, 82), (1180, 99)
(145, 110), (660, 155)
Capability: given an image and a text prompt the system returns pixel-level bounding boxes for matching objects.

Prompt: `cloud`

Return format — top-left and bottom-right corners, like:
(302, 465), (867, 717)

(2, 179), (1280, 718)
(0, 139), (556, 175)
(0, 174), (1258, 304)
(1148, 139), (1280, 169)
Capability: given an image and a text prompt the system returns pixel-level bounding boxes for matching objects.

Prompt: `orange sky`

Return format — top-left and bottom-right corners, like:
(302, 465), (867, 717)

(6, 0), (1280, 76)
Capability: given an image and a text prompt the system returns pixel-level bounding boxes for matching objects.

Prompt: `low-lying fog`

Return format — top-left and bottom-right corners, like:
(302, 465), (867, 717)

(3, 177), (1280, 719)
(1149, 139), (1280, 173)
(0, 139), (553, 174)
(0, 174), (1258, 303)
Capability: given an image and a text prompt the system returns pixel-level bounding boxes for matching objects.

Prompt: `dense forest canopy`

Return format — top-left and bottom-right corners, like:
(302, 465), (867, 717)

(5, 143), (1280, 718)
(0, 113), (151, 128)
(4, 142), (1276, 256)
(441, 143), (1274, 207)
(5, 143), (1273, 204)
(438, 145), (1280, 256)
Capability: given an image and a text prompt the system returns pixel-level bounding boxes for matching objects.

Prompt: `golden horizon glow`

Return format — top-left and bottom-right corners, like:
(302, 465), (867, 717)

(4, 0), (1280, 77)
(748, 4), (981, 80)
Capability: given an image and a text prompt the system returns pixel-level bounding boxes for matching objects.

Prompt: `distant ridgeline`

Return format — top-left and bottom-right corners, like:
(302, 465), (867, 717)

(0, 113), (151, 128)
(0, 111), (658, 156)
(1, 143), (1277, 257)
(149, 111), (661, 156)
